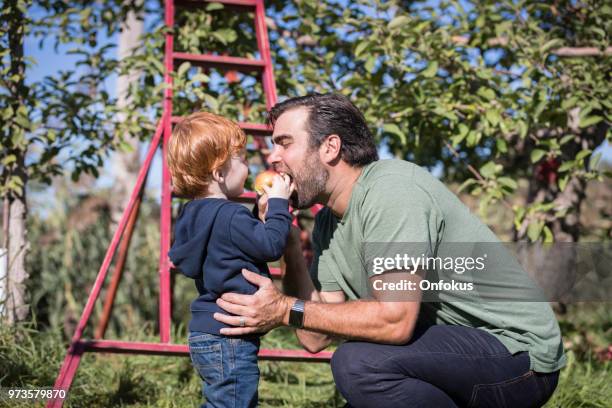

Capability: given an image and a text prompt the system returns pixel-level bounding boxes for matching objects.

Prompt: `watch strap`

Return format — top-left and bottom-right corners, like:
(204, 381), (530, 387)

(288, 299), (305, 329)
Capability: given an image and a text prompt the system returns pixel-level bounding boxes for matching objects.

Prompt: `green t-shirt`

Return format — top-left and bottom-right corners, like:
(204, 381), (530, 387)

(310, 159), (566, 373)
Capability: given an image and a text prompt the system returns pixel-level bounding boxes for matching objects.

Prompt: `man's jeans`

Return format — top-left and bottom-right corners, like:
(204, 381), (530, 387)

(188, 332), (260, 408)
(331, 324), (560, 408)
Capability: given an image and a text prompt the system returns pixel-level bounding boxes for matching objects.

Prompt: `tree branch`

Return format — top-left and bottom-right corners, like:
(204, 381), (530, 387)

(450, 36), (611, 57)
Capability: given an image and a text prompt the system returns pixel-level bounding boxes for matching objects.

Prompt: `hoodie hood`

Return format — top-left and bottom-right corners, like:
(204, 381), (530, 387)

(168, 199), (227, 279)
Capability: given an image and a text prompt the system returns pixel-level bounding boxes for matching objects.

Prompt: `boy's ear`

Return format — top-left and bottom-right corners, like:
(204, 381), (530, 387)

(212, 167), (224, 183)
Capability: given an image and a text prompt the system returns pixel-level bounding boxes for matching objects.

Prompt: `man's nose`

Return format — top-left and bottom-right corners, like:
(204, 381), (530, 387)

(267, 144), (281, 168)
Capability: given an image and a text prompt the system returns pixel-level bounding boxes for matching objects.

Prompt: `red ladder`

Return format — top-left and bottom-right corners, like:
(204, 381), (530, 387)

(48, 1), (331, 406)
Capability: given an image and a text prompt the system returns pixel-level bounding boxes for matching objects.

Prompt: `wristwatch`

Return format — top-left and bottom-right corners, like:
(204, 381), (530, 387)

(288, 299), (305, 329)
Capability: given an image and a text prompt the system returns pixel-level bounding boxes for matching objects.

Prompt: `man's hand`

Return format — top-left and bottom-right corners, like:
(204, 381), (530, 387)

(214, 269), (294, 335)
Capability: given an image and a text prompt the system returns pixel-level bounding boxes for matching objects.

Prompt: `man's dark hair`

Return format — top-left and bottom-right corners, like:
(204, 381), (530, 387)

(267, 93), (379, 166)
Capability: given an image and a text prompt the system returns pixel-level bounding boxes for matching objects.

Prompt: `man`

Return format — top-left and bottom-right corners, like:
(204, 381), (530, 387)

(213, 93), (565, 407)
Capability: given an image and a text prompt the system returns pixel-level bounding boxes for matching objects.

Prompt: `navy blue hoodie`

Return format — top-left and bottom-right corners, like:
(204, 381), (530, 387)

(168, 197), (291, 335)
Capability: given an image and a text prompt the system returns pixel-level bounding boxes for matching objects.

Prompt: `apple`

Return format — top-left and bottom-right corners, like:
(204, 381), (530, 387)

(254, 170), (278, 195)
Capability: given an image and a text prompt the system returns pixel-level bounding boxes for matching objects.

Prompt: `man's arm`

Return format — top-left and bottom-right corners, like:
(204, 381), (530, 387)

(213, 268), (422, 346)
(281, 226), (345, 353)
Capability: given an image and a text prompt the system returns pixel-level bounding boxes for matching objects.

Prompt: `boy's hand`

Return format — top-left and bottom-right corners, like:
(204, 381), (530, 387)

(256, 193), (268, 222)
(262, 173), (295, 200)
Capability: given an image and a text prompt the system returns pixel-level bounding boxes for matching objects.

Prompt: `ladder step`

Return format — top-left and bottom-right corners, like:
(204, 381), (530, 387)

(269, 267), (281, 278)
(239, 122), (272, 136)
(173, 52), (265, 72)
(80, 339), (333, 362)
(175, 0), (257, 9)
(171, 116), (272, 136)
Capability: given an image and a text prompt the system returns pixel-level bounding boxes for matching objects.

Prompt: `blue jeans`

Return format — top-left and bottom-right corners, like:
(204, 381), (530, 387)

(188, 332), (260, 408)
(331, 324), (560, 408)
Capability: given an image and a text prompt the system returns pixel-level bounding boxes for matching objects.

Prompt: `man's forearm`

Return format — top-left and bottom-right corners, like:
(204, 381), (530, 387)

(281, 228), (320, 301)
(302, 300), (419, 345)
(281, 228), (332, 352)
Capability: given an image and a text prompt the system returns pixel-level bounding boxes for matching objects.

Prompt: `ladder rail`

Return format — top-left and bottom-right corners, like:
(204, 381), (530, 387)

(48, 2), (329, 406)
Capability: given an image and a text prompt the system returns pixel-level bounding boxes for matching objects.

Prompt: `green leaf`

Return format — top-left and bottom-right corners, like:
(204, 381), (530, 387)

(579, 115), (603, 128)
(177, 62), (191, 78)
(542, 226), (554, 243)
(451, 133), (466, 146)
(457, 178), (477, 193)
(191, 73), (209, 83)
(575, 149), (592, 161)
(388, 16), (410, 30)
(559, 135), (574, 145)
(364, 55), (376, 73)
(485, 109), (500, 126)
(118, 141), (135, 153)
(475, 69), (492, 80)
(383, 123), (407, 145)
(355, 41), (369, 58)
(212, 29), (237, 45)
(540, 38), (563, 54)
(530, 149), (546, 163)
(561, 97), (578, 110)
(14, 115), (31, 129)
(527, 221), (544, 242)
(518, 121), (528, 139)
(479, 161), (498, 178)
(204, 94), (219, 110)
(498, 177), (517, 190)
(496, 138), (507, 153)
(466, 131), (479, 146)
(2, 155), (17, 166)
(558, 175), (569, 191)
(421, 61), (438, 78)
(477, 87), (495, 100)
(513, 206), (526, 230)
(590, 152), (603, 169)
(452, 124), (469, 146)
(2, 106), (13, 120)
(206, 2), (224, 10)
(558, 161), (574, 173)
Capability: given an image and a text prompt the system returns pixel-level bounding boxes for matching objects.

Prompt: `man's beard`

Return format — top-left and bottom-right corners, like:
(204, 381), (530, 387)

(290, 154), (328, 209)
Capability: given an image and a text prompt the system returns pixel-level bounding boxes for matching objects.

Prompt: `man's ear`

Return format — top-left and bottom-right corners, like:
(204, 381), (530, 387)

(320, 134), (342, 163)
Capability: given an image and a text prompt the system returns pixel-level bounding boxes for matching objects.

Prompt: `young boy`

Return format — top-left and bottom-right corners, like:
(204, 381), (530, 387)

(167, 112), (293, 408)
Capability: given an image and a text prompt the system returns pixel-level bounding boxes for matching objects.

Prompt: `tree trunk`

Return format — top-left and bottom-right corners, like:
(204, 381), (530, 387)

(110, 3), (144, 226)
(6, 186), (29, 323)
(2, 0), (30, 324)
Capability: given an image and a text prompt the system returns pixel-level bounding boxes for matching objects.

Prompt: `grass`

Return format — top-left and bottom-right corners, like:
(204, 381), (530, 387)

(1, 304), (609, 407)
(0, 324), (340, 407)
(545, 353), (611, 408)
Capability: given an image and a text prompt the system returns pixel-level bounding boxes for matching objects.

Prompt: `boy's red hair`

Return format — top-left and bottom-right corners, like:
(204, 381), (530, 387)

(168, 112), (247, 198)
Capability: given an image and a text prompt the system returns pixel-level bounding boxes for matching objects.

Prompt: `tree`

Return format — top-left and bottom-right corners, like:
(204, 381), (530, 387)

(2, 0), (609, 322)
(110, 0), (611, 245)
(142, 0), (610, 242)
(265, 0), (611, 242)
(110, 1), (144, 226)
(0, 0), (148, 323)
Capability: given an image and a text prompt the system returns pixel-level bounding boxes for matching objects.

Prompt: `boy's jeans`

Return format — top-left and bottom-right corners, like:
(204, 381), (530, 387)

(188, 331), (260, 408)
